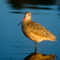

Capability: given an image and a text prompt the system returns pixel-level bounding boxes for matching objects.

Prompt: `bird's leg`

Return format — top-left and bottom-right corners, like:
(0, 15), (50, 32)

(35, 41), (37, 53)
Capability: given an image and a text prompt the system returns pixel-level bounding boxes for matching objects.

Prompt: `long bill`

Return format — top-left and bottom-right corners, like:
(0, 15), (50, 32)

(18, 17), (26, 26)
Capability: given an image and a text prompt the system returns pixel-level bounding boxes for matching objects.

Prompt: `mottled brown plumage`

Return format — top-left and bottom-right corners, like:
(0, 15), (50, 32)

(22, 12), (57, 42)
(18, 11), (57, 52)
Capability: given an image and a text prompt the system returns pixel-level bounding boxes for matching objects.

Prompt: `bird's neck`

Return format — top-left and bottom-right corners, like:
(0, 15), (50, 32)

(24, 17), (31, 22)
(24, 18), (31, 22)
(23, 19), (31, 24)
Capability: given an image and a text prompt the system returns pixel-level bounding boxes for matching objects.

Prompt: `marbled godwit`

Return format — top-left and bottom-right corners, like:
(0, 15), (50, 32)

(18, 11), (57, 52)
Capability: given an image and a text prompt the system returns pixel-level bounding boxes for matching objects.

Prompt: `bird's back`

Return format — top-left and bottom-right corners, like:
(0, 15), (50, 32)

(22, 20), (57, 42)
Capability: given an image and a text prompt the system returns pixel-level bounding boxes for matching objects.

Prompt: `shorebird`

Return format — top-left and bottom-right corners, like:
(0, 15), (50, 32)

(18, 11), (57, 52)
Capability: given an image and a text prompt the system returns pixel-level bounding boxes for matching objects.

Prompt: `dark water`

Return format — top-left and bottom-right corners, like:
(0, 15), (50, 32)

(0, 0), (60, 60)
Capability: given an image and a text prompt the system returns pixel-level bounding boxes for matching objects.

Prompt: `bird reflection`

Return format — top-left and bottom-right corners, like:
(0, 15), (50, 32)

(24, 52), (57, 60)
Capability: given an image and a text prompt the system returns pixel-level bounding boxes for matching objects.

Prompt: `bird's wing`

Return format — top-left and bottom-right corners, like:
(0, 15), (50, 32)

(29, 21), (56, 38)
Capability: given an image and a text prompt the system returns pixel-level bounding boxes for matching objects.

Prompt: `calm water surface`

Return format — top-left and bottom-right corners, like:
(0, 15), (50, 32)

(0, 0), (60, 60)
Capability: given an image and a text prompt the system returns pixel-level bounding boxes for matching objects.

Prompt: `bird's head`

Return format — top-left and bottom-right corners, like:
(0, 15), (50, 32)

(18, 11), (31, 26)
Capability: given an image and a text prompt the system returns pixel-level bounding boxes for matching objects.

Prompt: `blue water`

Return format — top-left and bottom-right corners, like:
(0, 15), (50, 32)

(0, 0), (60, 60)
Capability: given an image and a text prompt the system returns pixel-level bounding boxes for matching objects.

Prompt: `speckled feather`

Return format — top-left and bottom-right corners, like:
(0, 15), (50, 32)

(22, 20), (57, 42)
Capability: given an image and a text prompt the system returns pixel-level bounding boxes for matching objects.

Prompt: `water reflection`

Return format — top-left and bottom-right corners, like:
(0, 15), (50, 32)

(7, 0), (55, 9)
(58, 0), (60, 18)
(58, 5), (60, 11)
(23, 6), (52, 10)
(24, 52), (57, 60)
(57, 0), (60, 11)
(10, 11), (24, 14)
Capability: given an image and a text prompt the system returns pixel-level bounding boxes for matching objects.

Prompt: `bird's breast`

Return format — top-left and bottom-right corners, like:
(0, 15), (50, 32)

(21, 21), (31, 37)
